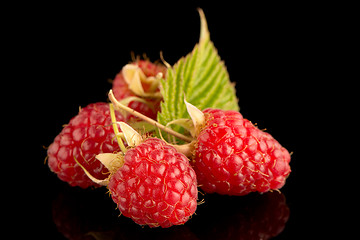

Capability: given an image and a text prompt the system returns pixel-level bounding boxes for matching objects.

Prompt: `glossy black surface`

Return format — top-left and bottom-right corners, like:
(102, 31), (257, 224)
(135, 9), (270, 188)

(19, 3), (340, 239)
(49, 186), (289, 240)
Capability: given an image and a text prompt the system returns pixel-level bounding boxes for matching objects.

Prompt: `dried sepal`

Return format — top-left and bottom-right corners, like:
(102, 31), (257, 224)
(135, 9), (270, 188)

(74, 157), (110, 186)
(122, 64), (146, 97)
(122, 64), (162, 99)
(96, 153), (124, 173)
(117, 121), (143, 147)
(74, 153), (125, 186)
(184, 99), (205, 136)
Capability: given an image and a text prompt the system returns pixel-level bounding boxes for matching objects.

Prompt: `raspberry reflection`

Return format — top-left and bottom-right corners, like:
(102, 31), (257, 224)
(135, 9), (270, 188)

(191, 191), (290, 239)
(52, 187), (289, 240)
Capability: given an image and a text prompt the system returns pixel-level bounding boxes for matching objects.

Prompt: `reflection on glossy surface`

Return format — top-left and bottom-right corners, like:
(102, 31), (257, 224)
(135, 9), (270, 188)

(52, 187), (289, 240)
(190, 191), (290, 239)
(51, 187), (114, 240)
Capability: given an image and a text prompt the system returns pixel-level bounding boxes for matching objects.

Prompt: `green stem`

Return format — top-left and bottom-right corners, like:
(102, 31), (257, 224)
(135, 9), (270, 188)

(109, 103), (127, 153)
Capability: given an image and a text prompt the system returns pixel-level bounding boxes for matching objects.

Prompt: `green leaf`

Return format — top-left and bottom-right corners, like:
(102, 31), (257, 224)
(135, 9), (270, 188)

(158, 9), (239, 136)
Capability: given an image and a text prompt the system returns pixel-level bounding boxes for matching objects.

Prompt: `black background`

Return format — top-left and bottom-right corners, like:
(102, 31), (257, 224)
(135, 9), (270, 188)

(9, 2), (349, 239)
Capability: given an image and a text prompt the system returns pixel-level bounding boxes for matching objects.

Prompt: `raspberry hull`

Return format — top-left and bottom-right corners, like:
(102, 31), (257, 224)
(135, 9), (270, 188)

(47, 103), (124, 188)
(193, 109), (291, 195)
(108, 138), (198, 228)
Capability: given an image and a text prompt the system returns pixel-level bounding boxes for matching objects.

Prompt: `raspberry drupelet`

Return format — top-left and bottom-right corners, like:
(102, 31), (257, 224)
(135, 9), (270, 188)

(108, 138), (198, 228)
(193, 108), (291, 195)
(47, 103), (124, 188)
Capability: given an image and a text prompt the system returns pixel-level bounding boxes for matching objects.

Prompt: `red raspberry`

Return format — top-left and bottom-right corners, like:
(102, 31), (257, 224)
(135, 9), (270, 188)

(47, 102), (124, 188)
(112, 60), (166, 120)
(193, 108), (291, 195)
(108, 138), (198, 228)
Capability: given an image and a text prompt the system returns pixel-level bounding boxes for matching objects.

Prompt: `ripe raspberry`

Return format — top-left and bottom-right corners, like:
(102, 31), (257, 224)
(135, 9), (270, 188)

(47, 102), (124, 188)
(112, 60), (166, 120)
(193, 108), (291, 195)
(108, 138), (198, 228)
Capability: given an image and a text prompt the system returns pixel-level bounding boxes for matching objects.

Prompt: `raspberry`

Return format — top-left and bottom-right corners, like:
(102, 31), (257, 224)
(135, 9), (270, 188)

(193, 108), (291, 195)
(108, 95), (291, 196)
(108, 138), (198, 228)
(112, 60), (166, 120)
(47, 102), (124, 188)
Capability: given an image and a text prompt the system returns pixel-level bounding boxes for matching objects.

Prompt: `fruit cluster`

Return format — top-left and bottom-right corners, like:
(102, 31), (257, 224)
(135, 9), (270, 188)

(46, 10), (291, 229)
